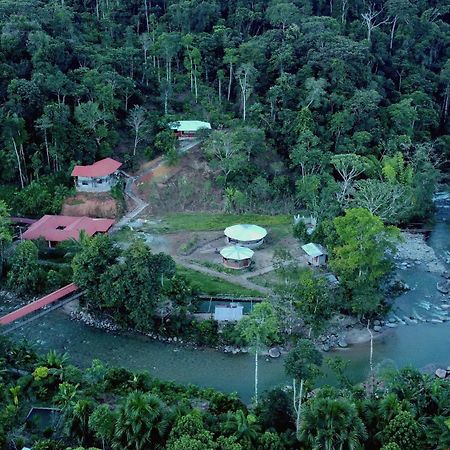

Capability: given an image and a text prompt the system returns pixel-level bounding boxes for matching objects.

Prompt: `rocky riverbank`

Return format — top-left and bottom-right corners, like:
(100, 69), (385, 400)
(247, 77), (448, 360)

(396, 232), (446, 274)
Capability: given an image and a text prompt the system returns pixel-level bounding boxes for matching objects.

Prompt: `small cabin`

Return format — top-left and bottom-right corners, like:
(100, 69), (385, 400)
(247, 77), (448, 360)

(169, 120), (211, 140)
(214, 304), (244, 322)
(21, 215), (115, 248)
(224, 224), (267, 248)
(302, 243), (327, 267)
(220, 245), (254, 270)
(71, 158), (122, 192)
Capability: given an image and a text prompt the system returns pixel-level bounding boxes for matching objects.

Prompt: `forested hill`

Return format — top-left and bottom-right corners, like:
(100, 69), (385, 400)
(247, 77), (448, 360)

(0, 0), (448, 219)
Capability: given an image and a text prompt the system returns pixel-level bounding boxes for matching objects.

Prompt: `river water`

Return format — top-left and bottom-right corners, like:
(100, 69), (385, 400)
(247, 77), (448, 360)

(9, 194), (450, 403)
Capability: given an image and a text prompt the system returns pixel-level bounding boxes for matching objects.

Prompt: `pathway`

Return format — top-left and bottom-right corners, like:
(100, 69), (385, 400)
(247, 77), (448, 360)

(110, 158), (165, 233)
(112, 141), (273, 297)
(175, 257), (270, 295)
(0, 283), (81, 327)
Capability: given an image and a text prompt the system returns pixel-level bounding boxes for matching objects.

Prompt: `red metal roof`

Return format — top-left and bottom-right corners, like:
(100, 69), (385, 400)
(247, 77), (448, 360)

(71, 158), (122, 177)
(0, 283), (79, 325)
(22, 215), (115, 242)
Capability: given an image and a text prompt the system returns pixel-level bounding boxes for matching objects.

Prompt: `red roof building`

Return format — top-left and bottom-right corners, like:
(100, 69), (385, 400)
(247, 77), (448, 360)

(71, 158), (122, 192)
(22, 215), (115, 247)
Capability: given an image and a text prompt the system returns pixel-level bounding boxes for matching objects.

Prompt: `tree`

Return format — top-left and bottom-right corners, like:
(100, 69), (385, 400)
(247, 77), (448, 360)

(89, 404), (116, 450)
(166, 411), (215, 450)
(99, 241), (176, 331)
(352, 179), (413, 224)
(223, 410), (260, 448)
(7, 240), (42, 295)
(331, 154), (370, 204)
(204, 130), (246, 184)
(292, 269), (335, 335)
(330, 208), (401, 315)
(284, 339), (322, 436)
(0, 201), (12, 274)
(127, 106), (148, 157)
(71, 234), (119, 307)
(382, 411), (423, 450)
(238, 302), (279, 404)
(300, 389), (367, 449)
(361, 4), (390, 43)
(113, 392), (164, 450)
(235, 63), (257, 121)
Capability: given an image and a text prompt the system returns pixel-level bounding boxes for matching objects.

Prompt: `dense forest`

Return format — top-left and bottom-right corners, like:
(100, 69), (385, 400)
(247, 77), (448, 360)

(1, 336), (450, 450)
(0, 0), (448, 219)
(0, 1), (450, 449)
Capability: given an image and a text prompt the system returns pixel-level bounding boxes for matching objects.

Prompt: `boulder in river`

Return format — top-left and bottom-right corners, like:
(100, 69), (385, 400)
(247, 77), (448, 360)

(338, 339), (348, 348)
(435, 368), (447, 379)
(437, 280), (450, 294)
(269, 347), (281, 358)
(373, 325), (382, 332)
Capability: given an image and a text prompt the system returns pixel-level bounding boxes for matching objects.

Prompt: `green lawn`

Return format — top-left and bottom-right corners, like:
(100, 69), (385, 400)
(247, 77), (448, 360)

(154, 212), (291, 233)
(177, 265), (263, 297)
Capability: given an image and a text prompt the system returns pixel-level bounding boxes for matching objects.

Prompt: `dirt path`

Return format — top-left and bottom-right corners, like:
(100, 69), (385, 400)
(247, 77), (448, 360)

(175, 257), (270, 295)
(111, 143), (273, 296)
(110, 158), (165, 233)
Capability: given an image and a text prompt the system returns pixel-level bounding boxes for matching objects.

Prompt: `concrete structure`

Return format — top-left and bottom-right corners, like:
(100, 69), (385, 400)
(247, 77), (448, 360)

(170, 120), (211, 139)
(71, 158), (122, 192)
(214, 304), (244, 322)
(22, 215), (114, 248)
(220, 245), (254, 270)
(302, 243), (327, 267)
(224, 224), (267, 248)
(293, 214), (317, 235)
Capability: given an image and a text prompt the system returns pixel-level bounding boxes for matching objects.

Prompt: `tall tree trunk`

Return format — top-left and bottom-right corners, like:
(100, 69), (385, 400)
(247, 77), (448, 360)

(254, 350), (258, 404)
(12, 138), (25, 188)
(44, 129), (50, 168)
(227, 63), (233, 101)
(218, 77), (222, 106)
(390, 16), (397, 50)
(296, 379), (304, 436)
(144, 0), (149, 32)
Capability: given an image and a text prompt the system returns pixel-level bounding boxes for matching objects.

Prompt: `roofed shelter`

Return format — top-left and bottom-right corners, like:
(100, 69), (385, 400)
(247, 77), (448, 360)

(71, 158), (122, 192)
(170, 120), (211, 139)
(22, 215), (114, 248)
(220, 245), (254, 269)
(224, 224), (267, 248)
(302, 243), (327, 267)
(214, 304), (244, 322)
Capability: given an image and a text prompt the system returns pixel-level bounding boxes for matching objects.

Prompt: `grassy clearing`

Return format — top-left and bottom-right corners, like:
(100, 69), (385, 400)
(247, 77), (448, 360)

(177, 265), (263, 297)
(150, 212), (291, 233)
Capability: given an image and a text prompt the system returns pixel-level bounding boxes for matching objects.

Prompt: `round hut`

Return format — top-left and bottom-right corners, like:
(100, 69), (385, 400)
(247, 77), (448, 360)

(224, 224), (267, 248)
(220, 245), (254, 270)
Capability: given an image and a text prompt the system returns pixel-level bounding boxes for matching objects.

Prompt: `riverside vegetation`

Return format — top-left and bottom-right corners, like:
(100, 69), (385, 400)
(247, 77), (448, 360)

(1, 336), (450, 450)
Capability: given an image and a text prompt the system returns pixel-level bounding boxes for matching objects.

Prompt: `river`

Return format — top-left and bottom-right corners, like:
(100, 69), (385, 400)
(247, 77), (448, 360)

(9, 194), (450, 403)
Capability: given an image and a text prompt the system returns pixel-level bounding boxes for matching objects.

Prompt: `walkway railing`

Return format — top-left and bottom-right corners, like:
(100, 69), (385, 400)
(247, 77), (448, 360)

(0, 283), (79, 326)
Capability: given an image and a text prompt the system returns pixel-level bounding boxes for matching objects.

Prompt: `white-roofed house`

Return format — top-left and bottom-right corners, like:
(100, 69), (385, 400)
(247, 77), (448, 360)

(224, 224), (267, 248)
(301, 243), (327, 267)
(220, 245), (254, 269)
(169, 120), (211, 139)
(214, 303), (244, 322)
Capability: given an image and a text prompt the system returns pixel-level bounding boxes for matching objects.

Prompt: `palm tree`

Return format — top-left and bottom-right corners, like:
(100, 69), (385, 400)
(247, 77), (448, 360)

(223, 409), (261, 448)
(300, 391), (367, 450)
(113, 391), (164, 450)
(68, 399), (95, 445)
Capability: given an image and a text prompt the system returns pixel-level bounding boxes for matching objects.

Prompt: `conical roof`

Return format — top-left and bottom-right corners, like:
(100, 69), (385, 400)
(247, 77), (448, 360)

(220, 245), (254, 261)
(224, 224), (267, 241)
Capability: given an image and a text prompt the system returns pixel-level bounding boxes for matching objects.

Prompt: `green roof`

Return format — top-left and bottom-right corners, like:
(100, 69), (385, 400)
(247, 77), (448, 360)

(169, 120), (211, 132)
(224, 224), (267, 241)
(220, 245), (254, 260)
(301, 243), (326, 257)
